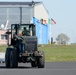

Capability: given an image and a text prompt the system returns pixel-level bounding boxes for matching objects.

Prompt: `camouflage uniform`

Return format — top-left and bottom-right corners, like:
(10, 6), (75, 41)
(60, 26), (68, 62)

(22, 27), (30, 36)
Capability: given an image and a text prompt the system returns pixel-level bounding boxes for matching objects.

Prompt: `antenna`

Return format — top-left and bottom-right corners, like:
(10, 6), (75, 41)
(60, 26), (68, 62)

(5, 8), (9, 30)
(5, 20), (9, 30)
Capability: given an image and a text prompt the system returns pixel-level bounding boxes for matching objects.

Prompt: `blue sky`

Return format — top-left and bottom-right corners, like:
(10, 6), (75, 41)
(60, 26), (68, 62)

(1, 0), (76, 44)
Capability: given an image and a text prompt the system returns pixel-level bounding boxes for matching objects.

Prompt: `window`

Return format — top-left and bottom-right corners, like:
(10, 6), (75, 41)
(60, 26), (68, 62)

(1, 34), (8, 40)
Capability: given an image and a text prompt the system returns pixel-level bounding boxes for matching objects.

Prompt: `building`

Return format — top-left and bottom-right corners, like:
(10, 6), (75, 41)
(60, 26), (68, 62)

(0, 1), (50, 45)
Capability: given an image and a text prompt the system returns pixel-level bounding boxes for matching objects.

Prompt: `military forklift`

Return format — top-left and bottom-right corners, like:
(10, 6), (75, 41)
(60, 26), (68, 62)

(5, 24), (45, 68)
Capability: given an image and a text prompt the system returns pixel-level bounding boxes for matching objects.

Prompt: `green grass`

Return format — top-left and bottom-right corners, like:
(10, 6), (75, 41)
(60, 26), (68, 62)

(0, 44), (76, 62)
(38, 45), (76, 62)
(0, 45), (7, 52)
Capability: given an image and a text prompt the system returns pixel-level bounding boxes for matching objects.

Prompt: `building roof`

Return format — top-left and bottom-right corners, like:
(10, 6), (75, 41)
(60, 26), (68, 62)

(0, 2), (41, 5)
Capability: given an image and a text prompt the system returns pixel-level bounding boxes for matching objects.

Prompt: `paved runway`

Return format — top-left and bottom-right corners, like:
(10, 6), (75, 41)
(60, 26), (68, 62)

(0, 62), (76, 75)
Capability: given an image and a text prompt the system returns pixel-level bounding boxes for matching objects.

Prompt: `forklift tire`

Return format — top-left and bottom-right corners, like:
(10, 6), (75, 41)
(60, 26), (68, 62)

(10, 49), (18, 68)
(37, 51), (45, 68)
(31, 61), (37, 67)
(5, 48), (12, 68)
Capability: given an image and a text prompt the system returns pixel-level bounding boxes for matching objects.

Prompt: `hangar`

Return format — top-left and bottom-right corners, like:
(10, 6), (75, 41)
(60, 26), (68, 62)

(0, 1), (50, 44)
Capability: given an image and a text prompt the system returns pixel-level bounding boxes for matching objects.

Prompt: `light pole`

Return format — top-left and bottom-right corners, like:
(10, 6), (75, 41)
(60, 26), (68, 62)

(20, 7), (22, 24)
(31, 0), (35, 17)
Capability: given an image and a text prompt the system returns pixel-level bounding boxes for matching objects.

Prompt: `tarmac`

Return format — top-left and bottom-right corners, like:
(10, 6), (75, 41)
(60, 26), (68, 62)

(0, 62), (76, 75)
(0, 52), (76, 75)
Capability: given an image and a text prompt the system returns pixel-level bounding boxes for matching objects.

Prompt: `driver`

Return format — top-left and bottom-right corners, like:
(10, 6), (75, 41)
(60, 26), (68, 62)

(22, 27), (30, 36)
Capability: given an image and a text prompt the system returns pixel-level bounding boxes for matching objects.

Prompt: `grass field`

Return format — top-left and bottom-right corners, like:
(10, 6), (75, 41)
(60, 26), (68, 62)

(0, 44), (76, 62)
(0, 45), (7, 52)
(39, 45), (76, 62)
